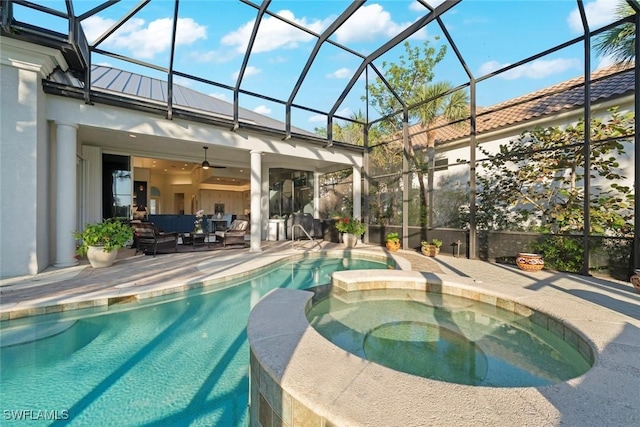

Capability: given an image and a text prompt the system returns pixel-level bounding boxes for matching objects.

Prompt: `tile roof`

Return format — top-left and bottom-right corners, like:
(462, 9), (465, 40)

(407, 63), (635, 148)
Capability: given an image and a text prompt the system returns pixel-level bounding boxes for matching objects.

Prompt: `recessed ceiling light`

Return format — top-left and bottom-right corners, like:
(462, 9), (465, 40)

(129, 134), (136, 138)
(239, 169), (243, 172)
(164, 169), (167, 172)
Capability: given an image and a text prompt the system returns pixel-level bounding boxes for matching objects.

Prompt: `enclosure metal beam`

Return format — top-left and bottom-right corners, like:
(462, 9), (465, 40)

(468, 79), (477, 259)
(166, 0), (179, 120)
(577, 0), (592, 276)
(78, 1), (119, 21)
(402, 108), (410, 251)
(437, 14), (477, 258)
(233, 0), (271, 131)
(91, 0), (149, 48)
(328, 0), (461, 119)
(634, 6), (640, 272)
(285, 0), (365, 140)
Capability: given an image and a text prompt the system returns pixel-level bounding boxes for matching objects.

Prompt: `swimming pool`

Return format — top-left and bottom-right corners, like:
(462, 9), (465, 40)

(0, 255), (390, 426)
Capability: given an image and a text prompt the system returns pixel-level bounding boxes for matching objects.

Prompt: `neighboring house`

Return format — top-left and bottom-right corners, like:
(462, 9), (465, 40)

(405, 64), (635, 227)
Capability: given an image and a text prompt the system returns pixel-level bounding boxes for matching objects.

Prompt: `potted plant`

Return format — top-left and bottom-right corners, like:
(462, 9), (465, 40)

(421, 238), (443, 257)
(335, 216), (366, 248)
(75, 218), (134, 268)
(385, 232), (400, 252)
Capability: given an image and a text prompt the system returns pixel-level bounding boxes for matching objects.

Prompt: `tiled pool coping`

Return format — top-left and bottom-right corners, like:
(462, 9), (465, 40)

(0, 249), (408, 321)
(248, 270), (640, 426)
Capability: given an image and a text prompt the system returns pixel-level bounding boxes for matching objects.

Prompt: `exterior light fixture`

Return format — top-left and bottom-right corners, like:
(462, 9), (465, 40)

(201, 146), (210, 170)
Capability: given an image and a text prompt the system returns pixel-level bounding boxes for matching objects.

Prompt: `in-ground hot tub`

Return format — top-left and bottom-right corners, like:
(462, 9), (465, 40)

(306, 287), (591, 387)
(247, 270), (603, 427)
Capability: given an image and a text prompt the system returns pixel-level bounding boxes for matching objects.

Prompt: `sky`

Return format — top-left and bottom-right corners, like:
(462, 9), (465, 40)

(14, 0), (623, 132)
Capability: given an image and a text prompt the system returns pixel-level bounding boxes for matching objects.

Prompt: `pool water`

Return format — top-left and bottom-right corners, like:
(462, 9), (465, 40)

(307, 288), (592, 387)
(0, 256), (388, 426)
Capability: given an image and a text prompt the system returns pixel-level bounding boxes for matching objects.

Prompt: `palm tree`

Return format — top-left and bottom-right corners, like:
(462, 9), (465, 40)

(411, 82), (469, 228)
(595, 1), (636, 66)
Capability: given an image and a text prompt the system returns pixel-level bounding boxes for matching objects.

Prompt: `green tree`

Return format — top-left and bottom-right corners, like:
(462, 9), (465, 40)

(314, 110), (370, 146)
(366, 40), (469, 228)
(475, 107), (635, 237)
(595, 1), (636, 66)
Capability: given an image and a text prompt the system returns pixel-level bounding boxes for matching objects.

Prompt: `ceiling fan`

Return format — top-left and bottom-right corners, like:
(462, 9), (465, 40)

(200, 146), (227, 169)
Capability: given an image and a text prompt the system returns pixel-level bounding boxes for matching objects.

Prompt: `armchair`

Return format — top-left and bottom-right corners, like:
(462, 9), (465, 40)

(132, 222), (179, 256)
(214, 219), (248, 247)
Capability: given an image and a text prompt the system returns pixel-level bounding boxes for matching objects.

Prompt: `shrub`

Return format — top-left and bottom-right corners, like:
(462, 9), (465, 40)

(74, 219), (134, 256)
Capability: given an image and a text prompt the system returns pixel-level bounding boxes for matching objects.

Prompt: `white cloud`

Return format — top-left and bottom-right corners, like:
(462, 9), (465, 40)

(254, 105), (272, 115)
(567, 0), (619, 33)
(308, 114), (327, 123)
(333, 4), (418, 43)
(232, 65), (261, 80)
(221, 10), (331, 54)
(190, 49), (237, 64)
(83, 16), (115, 43)
(326, 68), (351, 79)
(409, 2), (426, 13)
(479, 58), (581, 80)
(595, 55), (616, 70)
(83, 16), (206, 59)
(95, 61), (112, 67)
(335, 107), (353, 118)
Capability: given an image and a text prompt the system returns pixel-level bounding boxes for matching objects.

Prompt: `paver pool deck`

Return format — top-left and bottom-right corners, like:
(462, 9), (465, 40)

(1, 241), (639, 426)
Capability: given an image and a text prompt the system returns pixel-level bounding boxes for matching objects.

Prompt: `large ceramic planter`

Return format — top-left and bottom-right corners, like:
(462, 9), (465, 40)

(421, 245), (440, 257)
(386, 240), (400, 252)
(630, 269), (640, 293)
(516, 253), (544, 272)
(87, 245), (118, 268)
(342, 233), (359, 248)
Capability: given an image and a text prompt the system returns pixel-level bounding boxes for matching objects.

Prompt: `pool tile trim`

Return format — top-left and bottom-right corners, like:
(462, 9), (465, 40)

(1, 249), (402, 321)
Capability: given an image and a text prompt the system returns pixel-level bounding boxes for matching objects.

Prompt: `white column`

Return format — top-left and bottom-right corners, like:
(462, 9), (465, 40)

(250, 150), (262, 252)
(352, 165), (362, 220)
(313, 171), (320, 219)
(54, 122), (79, 268)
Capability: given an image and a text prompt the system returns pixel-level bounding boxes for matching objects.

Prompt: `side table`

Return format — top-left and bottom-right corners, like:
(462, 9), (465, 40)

(181, 232), (210, 248)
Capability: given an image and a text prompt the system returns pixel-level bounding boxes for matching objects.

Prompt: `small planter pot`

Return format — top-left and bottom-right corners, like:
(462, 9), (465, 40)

(342, 233), (359, 248)
(386, 240), (400, 252)
(630, 269), (640, 293)
(516, 253), (544, 272)
(421, 245), (440, 257)
(87, 245), (118, 268)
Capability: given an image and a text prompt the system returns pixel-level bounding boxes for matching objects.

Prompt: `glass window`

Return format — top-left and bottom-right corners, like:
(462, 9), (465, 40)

(102, 154), (131, 219)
